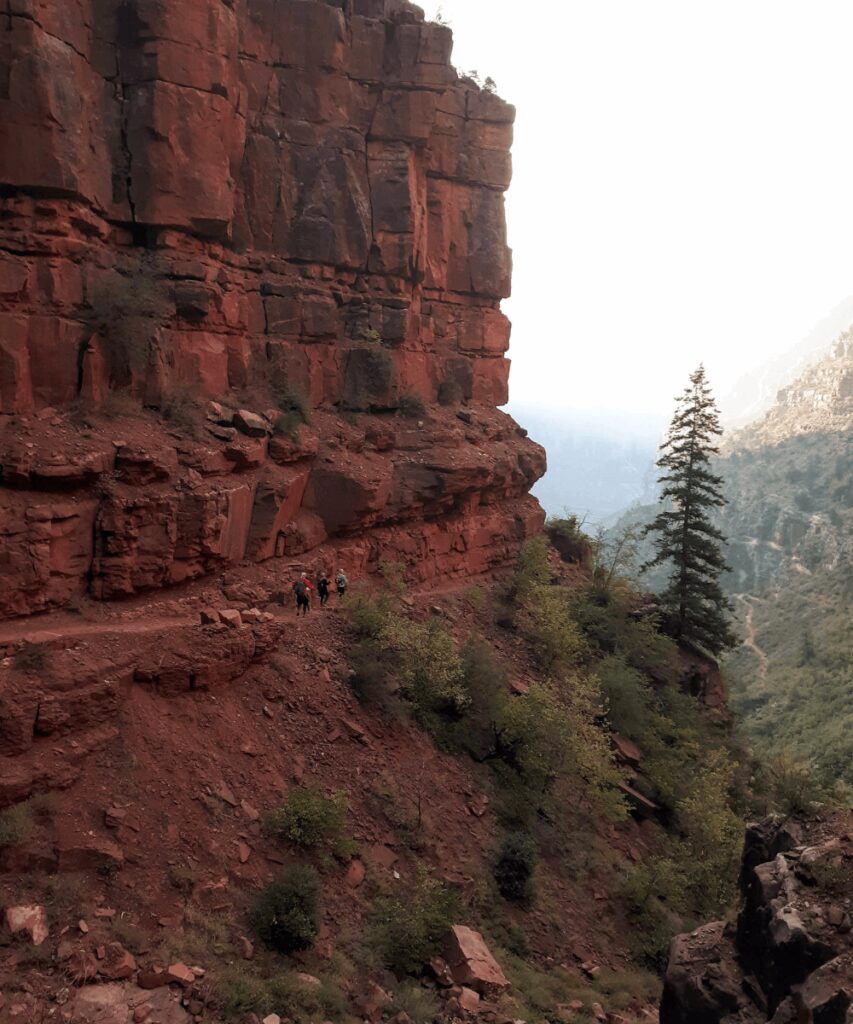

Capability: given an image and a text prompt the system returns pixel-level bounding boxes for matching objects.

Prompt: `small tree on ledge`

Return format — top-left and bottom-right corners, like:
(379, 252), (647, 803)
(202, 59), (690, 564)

(642, 365), (736, 658)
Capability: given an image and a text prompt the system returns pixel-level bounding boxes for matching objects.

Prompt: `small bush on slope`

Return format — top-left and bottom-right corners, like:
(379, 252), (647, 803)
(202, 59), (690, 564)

(249, 867), (320, 953)
(493, 832), (537, 904)
(0, 803), (32, 848)
(369, 869), (457, 975)
(264, 788), (347, 849)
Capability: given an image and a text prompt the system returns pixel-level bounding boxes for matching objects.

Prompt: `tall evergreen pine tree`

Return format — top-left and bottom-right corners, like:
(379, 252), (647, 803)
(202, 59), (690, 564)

(643, 365), (736, 657)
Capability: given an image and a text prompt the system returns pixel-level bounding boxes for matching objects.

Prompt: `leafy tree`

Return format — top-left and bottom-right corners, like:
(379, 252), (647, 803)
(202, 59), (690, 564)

(642, 366), (736, 657)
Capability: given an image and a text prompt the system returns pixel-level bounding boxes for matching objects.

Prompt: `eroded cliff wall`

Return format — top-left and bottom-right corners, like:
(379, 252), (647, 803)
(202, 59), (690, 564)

(0, 0), (545, 618)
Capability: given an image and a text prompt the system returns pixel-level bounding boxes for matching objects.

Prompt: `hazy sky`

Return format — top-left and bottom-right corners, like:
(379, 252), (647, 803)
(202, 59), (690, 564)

(420, 0), (853, 414)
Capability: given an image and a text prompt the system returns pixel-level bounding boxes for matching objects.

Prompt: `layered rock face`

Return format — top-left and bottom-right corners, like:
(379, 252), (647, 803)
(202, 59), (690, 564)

(0, 0), (545, 618)
(661, 815), (853, 1024)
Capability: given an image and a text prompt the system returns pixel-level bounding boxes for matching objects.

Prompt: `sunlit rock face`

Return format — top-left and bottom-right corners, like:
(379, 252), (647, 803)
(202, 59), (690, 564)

(0, 0), (545, 617)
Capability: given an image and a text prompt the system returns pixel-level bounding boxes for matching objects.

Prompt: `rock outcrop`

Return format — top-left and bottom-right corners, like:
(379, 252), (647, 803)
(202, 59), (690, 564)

(661, 814), (853, 1024)
(0, 0), (545, 619)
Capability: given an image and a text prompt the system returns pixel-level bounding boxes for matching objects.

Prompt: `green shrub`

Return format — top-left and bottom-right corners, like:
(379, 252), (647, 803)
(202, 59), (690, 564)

(371, 870), (456, 975)
(546, 516), (593, 568)
(264, 788), (347, 848)
(520, 588), (587, 671)
(438, 637), (509, 756)
(210, 965), (341, 1020)
(210, 966), (272, 1017)
(504, 536), (551, 607)
(391, 980), (441, 1022)
(87, 272), (164, 384)
(495, 681), (620, 814)
(763, 751), (825, 816)
(346, 595), (469, 723)
(249, 866), (320, 953)
(493, 832), (536, 904)
(160, 387), (199, 435)
(0, 803), (33, 848)
(274, 385), (311, 438)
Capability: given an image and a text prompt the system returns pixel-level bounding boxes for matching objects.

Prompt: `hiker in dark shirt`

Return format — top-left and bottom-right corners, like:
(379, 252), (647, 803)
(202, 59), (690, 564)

(293, 572), (313, 615)
(316, 572), (330, 607)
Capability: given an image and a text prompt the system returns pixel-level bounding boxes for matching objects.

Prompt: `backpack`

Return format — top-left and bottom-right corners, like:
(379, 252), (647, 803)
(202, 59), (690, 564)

(336, 572), (348, 589)
(295, 580), (307, 598)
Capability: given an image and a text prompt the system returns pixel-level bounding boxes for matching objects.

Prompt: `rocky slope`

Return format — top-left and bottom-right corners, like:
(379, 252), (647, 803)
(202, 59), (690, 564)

(0, 0), (545, 621)
(721, 334), (852, 591)
(661, 812), (853, 1024)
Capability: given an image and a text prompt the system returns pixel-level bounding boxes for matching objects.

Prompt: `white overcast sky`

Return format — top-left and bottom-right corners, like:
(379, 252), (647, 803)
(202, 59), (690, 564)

(420, 0), (853, 414)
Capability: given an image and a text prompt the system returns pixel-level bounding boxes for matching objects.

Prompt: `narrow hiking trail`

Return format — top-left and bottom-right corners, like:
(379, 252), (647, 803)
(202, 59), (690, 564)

(0, 564), (504, 650)
(735, 593), (769, 681)
(0, 612), (199, 647)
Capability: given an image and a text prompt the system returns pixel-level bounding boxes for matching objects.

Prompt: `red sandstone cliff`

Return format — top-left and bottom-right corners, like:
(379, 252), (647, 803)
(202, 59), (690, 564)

(0, 0), (545, 619)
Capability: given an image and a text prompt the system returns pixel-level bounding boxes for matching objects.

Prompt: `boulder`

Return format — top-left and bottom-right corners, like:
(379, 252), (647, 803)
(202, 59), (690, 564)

(445, 925), (510, 996)
(99, 942), (137, 981)
(233, 409), (270, 438)
(4, 904), (48, 946)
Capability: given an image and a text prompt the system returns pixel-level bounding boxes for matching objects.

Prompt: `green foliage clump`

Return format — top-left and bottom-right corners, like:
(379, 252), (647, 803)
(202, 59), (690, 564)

(249, 866), (320, 953)
(547, 516), (593, 569)
(0, 802), (33, 848)
(494, 679), (623, 823)
(493, 832), (536, 904)
(505, 537), (587, 672)
(622, 749), (742, 968)
(346, 594), (469, 723)
(263, 788), (347, 849)
(759, 751), (826, 816)
(160, 387), (199, 435)
(390, 980), (441, 1023)
(87, 272), (164, 385)
(370, 870), (456, 975)
(274, 389), (311, 440)
(726, 566), (852, 794)
(210, 965), (342, 1022)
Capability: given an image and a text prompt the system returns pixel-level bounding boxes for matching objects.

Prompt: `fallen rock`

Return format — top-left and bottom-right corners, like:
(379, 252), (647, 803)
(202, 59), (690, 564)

(219, 608), (243, 629)
(234, 409), (270, 438)
(459, 987), (481, 1012)
(353, 981), (392, 1022)
(99, 942), (137, 981)
(104, 806), (127, 828)
(345, 858), (366, 888)
(445, 925), (510, 995)
(4, 904), (48, 945)
(166, 962), (196, 986)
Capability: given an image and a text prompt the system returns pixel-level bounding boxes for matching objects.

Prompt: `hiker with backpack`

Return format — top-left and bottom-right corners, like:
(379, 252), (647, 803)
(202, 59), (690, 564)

(293, 572), (313, 615)
(335, 569), (348, 599)
(316, 571), (330, 607)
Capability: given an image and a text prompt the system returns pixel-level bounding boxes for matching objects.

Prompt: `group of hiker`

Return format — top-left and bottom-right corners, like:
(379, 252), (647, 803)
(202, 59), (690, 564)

(292, 569), (348, 615)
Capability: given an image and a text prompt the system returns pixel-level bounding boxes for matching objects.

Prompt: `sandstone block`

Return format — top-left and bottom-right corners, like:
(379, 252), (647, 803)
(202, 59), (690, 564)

(445, 925), (510, 995)
(4, 904), (48, 946)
